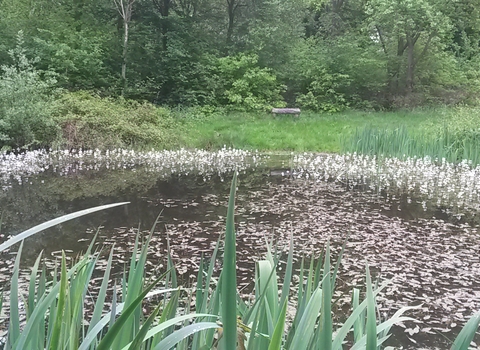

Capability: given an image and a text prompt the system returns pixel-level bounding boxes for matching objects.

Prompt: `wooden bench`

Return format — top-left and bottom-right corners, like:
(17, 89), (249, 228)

(271, 108), (301, 118)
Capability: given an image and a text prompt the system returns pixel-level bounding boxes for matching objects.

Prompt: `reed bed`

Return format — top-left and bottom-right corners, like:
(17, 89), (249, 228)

(342, 126), (480, 167)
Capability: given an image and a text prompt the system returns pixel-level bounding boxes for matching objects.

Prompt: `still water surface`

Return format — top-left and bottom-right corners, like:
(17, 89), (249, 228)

(1, 152), (479, 349)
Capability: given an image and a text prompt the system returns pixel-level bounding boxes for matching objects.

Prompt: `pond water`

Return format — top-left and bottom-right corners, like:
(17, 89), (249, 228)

(1, 149), (480, 349)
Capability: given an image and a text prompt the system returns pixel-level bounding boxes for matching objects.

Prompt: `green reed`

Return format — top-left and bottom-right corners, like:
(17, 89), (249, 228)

(342, 126), (480, 167)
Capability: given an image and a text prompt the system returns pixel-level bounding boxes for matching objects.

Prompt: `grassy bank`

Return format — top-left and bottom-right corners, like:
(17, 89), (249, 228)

(3, 91), (479, 161)
(179, 109), (446, 152)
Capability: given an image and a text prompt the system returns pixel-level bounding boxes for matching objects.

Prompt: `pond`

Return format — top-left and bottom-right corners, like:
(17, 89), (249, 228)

(1, 149), (480, 349)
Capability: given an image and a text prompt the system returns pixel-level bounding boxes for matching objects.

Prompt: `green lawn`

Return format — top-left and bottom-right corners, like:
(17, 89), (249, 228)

(179, 108), (449, 152)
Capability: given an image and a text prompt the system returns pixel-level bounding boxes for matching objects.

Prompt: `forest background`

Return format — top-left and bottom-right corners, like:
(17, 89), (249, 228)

(2, 0), (480, 150)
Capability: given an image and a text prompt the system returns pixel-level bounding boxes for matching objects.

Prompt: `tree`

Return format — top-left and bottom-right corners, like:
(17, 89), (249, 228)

(368, 0), (451, 96)
(152, 0), (172, 50)
(225, 0), (243, 50)
(115, 0), (136, 95)
(246, 0), (306, 71)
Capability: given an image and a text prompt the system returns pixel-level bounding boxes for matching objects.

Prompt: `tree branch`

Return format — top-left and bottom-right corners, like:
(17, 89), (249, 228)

(414, 34), (434, 67)
(375, 25), (388, 56)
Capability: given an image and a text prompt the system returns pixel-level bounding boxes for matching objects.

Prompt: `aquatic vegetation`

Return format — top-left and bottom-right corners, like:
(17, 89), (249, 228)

(0, 148), (267, 189)
(0, 178), (418, 349)
(0, 204), (219, 349)
(341, 126), (480, 167)
(1, 149), (480, 347)
(291, 152), (480, 216)
(216, 176), (418, 350)
(2, 149), (479, 217)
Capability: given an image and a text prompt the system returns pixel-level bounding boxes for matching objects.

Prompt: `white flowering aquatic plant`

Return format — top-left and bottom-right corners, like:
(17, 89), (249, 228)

(291, 152), (480, 217)
(2, 149), (479, 217)
(0, 148), (268, 189)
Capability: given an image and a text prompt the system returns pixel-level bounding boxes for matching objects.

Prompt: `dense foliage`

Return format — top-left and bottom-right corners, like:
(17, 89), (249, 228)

(53, 91), (180, 149)
(0, 32), (58, 149)
(1, 0), (480, 109)
(2, 0), (480, 150)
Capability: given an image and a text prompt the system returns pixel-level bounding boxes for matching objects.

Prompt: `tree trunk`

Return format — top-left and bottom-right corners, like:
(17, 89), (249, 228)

(121, 20), (129, 95)
(226, 0), (235, 50)
(115, 0), (135, 96)
(406, 34), (415, 94)
(153, 0), (171, 51)
(386, 35), (407, 96)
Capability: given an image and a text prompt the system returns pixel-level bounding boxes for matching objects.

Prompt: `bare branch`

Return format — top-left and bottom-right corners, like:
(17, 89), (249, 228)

(114, 0), (135, 21)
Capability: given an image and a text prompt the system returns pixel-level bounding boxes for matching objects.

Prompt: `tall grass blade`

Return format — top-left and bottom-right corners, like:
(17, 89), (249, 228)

(268, 298), (288, 350)
(192, 233), (223, 350)
(352, 288), (364, 343)
(451, 311), (480, 350)
(15, 257), (88, 350)
(27, 252), (43, 319)
(196, 253), (205, 312)
(279, 233), (294, 317)
(288, 287), (323, 350)
(114, 229), (153, 348)
(128, 302), (163, 350)
(80, 301), (125, 350)
(221, 172), (238, 350)
(153, 322), (220, 350)
(121, 313), (218, 350)
(0, 202), (129, 252)
(350, 314), (416, 350)
(68, 255), (96, 350)
(264, 239), (279, 320)
(365, 265), (377, 350)
(96, 272), (167, 350)
(319, 242), (332, 350)
(152, 290), (180, 344)
(331, 280), (390, 349)
(284, 256), (305, 348)
(86, 246), (115, 339)
(48, 252), (68, 350)
(8, 241), (23, 347)
(255, 259), (276, 344)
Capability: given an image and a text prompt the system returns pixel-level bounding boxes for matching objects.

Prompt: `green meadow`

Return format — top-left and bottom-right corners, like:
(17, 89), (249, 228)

(178, 109), (444, 152)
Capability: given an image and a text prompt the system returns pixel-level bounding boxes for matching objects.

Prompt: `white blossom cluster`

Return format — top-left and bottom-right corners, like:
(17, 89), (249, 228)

(3, 149), (479, 214)
(0, 148), (266, 189)
(292, 153), (480, 215)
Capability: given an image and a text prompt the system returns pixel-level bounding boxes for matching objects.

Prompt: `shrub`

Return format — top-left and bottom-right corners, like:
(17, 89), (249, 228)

(0, 31), (58, 150)
(53, 91), (181, 149)
(213, 53), (286, 111)
(290, 37), (386, 112)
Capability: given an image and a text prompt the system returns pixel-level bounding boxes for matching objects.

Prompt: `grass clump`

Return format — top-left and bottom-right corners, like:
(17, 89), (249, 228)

(341, 107), (480, 166)
(1, 203), (218, 350)
(1, 176), (479, 349)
